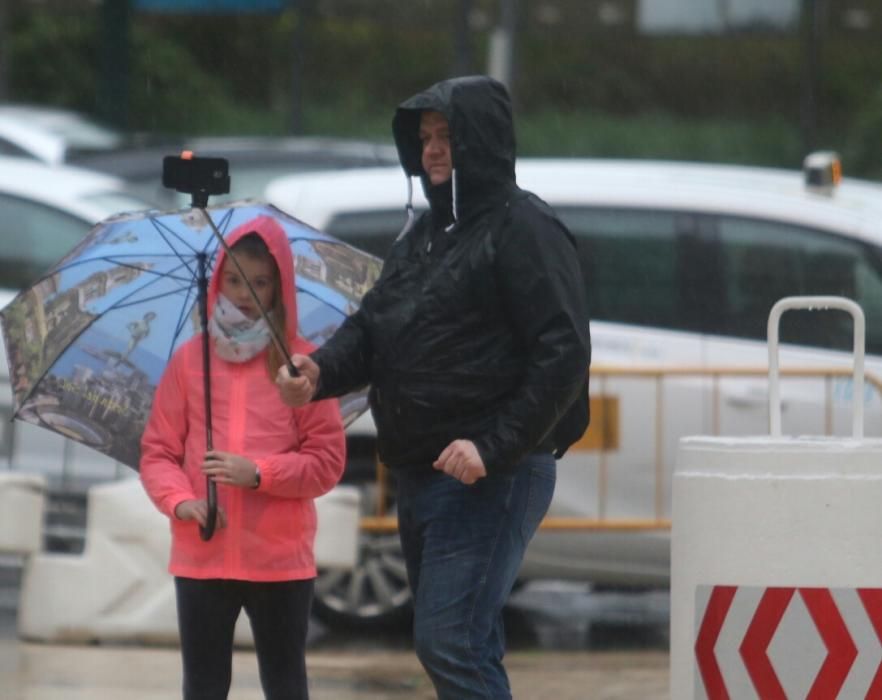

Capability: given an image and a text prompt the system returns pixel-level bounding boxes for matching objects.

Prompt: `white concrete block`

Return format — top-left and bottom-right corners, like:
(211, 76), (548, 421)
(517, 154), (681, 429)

(0, 473), (46, 555)
(315, 484), (361, 570)
(18, 478), (255, 645)
(17, 477), (361, 645)
(670, 436), (882, 698)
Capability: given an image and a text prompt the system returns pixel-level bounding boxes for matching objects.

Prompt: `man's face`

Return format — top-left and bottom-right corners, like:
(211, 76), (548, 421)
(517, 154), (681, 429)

(419, 110), (452, 185)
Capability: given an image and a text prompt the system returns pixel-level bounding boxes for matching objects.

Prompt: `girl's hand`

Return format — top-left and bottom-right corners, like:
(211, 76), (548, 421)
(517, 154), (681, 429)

(202, 450), (260, 489)
(174, 499), (227, 528)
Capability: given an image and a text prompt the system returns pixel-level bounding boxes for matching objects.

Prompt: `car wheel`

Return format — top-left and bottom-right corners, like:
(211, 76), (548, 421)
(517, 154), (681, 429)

(312, 528), (413, 630)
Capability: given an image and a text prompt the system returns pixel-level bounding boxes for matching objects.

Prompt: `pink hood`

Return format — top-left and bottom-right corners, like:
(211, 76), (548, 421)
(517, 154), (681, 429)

(209, 215), (308, 354)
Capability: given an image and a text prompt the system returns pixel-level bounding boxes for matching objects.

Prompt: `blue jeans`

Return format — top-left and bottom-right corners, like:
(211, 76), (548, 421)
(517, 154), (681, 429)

(395, 452), (556, 700)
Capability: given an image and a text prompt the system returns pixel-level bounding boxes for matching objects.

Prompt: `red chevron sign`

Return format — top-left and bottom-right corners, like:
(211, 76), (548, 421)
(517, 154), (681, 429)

(694, 586), (882, 699)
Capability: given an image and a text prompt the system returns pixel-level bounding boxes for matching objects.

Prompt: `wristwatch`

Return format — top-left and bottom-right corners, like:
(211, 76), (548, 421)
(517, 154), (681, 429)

(252, 466), (261, 490)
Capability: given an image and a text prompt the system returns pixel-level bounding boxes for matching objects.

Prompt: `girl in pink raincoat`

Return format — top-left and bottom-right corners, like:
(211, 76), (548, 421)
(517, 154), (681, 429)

(141, 215), (346, 700)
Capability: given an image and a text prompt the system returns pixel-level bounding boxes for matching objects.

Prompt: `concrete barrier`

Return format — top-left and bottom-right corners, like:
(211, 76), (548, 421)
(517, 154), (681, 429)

(0, 473), (46, 555)
(671, 297), (882, 698)
(18, 478), (360, 644)
(670, 437), (882, 698)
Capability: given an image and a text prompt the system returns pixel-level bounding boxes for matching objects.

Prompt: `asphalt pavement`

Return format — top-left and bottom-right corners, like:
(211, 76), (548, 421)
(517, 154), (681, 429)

(0, 639), (670, 700)
(0, 575), (671, 699)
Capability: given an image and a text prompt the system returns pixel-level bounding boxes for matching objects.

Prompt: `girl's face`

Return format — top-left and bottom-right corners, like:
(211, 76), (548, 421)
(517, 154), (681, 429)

(220, 253), (276, 320)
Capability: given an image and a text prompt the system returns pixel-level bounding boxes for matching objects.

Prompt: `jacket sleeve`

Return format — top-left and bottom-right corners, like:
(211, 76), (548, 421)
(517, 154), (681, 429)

(139, 347), (196, 519)
(310, 308), (373, 400)
(254, 397), (346, 499)
(472, 198), (591, 472)
(310, 219), (423, 400)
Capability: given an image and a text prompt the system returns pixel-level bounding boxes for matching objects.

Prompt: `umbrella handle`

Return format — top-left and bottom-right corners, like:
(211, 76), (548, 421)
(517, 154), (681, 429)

(200, 479), (218, 541)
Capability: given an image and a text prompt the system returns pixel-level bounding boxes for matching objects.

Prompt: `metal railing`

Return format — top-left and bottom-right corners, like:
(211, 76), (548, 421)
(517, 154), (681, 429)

(359, 364), (882, 534)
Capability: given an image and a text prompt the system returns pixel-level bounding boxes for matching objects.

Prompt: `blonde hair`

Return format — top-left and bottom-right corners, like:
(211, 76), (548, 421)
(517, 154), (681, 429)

(228, 233), (290, 379)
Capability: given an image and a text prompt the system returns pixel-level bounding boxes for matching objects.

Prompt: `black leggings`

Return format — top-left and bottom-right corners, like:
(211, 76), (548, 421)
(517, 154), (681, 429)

(174, 577), (314, 700)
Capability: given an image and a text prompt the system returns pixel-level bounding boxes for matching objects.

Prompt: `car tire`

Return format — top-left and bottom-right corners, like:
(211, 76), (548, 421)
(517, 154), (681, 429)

(312, 471), (413, 630)
(312, 527), (413, 630)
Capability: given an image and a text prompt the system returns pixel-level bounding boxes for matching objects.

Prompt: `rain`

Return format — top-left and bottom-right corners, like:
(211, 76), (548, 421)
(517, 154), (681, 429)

(2, 2), (882, 698)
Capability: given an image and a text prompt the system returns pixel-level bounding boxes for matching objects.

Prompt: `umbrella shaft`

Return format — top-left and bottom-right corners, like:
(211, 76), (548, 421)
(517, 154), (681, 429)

(197, 252), (218, 541)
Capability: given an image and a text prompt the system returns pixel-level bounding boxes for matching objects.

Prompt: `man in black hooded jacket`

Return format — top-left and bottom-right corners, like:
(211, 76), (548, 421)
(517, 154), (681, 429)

(277, 75), (590, 699)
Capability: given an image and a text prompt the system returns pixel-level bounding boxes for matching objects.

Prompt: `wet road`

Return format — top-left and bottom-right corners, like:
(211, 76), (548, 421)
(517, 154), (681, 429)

(0, 640), (670, 699)
(0, 580), (672, 699)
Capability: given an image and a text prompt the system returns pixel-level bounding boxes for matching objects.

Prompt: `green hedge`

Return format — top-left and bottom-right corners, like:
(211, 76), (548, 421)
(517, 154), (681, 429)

(5, 6), (882, 179)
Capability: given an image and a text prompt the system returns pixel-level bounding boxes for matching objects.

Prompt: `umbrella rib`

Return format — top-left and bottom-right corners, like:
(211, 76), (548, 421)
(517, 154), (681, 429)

(50, 255), (205, 295)
(101, 255), (207, 286)
(12, 306), (109, 416)
(143, 216), (224, 281)
(17, 255), (195, 290)
(104, 284), (199, 357)
(12, 294), (201, 418)
(170, 285), (199, 361)
(11, 251), (211, 415)
(82, 255), (206, 361)
(106, 211), (225, 353)
(142, 206), (296, 365)
(150, 206), (234, 253)
(146, 216), (212, 258)
(34, 252), (217, 288)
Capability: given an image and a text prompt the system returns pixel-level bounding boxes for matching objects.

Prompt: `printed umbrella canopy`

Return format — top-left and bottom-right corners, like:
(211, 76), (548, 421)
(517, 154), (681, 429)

(0, 200), (381, 533)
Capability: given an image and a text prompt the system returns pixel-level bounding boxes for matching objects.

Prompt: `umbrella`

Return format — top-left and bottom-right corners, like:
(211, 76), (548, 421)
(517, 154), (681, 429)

(0, 199), (382, 537)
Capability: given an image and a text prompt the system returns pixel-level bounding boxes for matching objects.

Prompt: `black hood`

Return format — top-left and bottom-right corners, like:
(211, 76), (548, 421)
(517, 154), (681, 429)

(392, 75), (516, 218)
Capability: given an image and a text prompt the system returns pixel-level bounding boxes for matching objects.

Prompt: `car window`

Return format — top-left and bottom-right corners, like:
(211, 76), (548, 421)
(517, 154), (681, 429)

(713, 215), (882, 354)
(557, 207), (703, 332)
(325, 209), (423, 260)
(0, 138), (39, 160)
(0, 193), (91, 290)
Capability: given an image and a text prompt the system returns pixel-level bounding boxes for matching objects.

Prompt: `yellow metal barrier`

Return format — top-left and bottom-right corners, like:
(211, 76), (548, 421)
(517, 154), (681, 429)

(359, 365), (882, 533)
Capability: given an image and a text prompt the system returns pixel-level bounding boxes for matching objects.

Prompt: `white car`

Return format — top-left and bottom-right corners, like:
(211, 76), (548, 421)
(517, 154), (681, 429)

(0, 156), (155, 490)
(0, 105), (124, 164)
(76, 136), (400, 208)
(266, 155), (882, 628)
(0, 115), (67, 165)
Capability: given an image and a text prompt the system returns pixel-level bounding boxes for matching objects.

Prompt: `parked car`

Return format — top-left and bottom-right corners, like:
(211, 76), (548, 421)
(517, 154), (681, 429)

(265, 154), (882, 628)
(0, 156), (156, 487)
(0, 105), (125, 164)
(74, 136), (400, 208)
(0, 115), (67, 164)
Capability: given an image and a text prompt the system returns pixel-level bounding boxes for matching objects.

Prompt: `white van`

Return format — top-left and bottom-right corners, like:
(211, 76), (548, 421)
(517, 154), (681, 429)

(265, 154), (882, 628)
